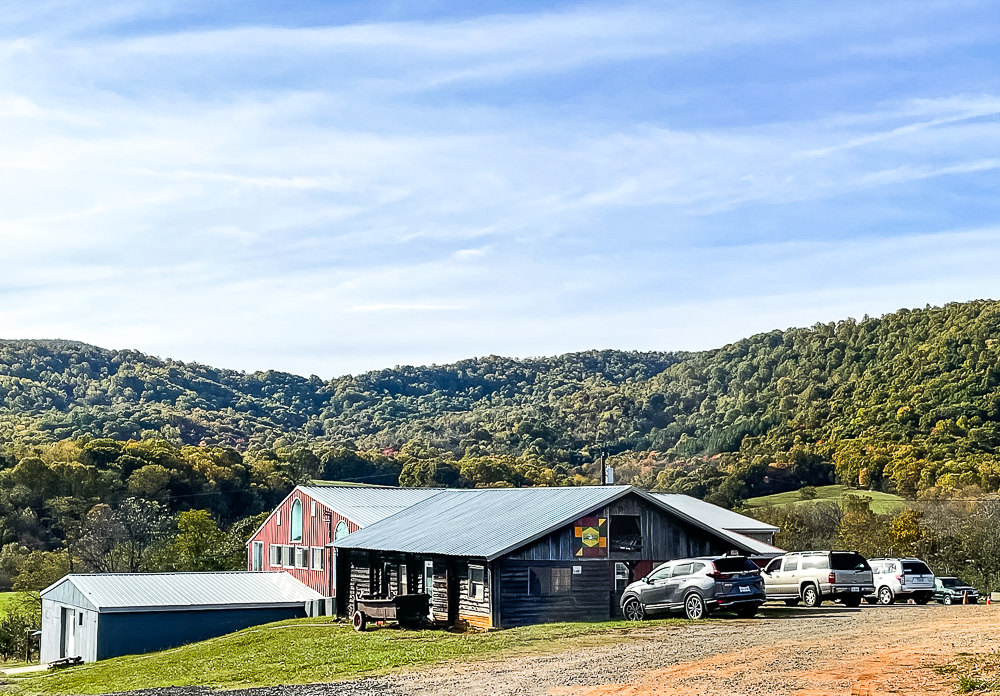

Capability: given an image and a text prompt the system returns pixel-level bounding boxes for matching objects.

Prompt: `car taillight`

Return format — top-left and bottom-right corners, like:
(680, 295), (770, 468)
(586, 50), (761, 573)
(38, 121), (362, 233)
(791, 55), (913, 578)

(706, 562), (732, 580)
(897, 574), (904, 584)
(828, 572), (836, 584)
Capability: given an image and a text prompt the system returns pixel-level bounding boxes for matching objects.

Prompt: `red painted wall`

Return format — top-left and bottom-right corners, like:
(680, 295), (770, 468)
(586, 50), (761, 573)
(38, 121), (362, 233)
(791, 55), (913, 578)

(246, 488), (359, 596)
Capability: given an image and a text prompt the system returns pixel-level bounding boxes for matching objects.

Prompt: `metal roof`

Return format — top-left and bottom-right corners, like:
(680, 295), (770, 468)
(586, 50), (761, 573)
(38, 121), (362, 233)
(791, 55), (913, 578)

(297, 485), (443, 528)
(334, 485), (782, 560)
(649, 493), (779, 534)
(334, 486), (638, 560)
(40, 572), (323, 613)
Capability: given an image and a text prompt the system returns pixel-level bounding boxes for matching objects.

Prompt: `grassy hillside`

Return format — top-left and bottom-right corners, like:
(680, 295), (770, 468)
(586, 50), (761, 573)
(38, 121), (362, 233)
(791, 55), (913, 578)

(3, 300), (1000, 504)
(11, 617), (687, 694)
(744, 485), (907, 514)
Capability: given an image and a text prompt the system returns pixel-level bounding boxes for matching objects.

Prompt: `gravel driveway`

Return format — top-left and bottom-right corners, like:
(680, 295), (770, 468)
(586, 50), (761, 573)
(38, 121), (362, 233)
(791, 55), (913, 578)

(114, 604), (999, 696)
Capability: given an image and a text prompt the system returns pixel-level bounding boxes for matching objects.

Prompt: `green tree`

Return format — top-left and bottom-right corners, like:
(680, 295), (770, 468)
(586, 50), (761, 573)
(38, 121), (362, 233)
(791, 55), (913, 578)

(170, 510), (227, 572)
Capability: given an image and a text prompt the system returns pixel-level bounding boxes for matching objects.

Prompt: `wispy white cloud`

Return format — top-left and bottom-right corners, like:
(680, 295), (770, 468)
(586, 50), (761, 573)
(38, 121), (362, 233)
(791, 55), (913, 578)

(0, 0), (999, 374)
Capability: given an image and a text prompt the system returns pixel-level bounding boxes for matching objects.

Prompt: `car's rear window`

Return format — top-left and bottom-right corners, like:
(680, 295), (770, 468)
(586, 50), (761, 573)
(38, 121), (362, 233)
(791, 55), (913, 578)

(940, 578), (960, 587)
(715, 557), (757, 573)
(902, 562), (932, 575)
(830, 553), (869, 570)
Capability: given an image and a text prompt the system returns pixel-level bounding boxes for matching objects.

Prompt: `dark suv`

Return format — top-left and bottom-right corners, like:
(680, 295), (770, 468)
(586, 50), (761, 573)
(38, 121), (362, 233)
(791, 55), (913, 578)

(620, 555), (765, 620)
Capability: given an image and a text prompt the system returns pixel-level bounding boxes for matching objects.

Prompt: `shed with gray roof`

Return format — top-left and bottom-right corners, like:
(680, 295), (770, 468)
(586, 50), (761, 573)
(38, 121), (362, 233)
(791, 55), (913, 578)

(40, 572), (322, 662)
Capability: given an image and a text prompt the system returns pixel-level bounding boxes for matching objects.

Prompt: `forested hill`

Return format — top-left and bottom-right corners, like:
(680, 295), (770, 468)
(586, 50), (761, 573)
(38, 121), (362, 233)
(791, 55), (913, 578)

(3, 299), (1000, 502)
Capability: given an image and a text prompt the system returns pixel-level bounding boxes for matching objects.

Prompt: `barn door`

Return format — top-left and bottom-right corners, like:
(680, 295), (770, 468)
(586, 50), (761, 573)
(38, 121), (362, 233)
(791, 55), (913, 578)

(59, 607), (75, 658)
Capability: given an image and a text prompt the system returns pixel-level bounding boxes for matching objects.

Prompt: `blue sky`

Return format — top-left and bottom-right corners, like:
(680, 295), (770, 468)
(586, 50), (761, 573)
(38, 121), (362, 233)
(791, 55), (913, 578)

(2, 1), (1000, 377)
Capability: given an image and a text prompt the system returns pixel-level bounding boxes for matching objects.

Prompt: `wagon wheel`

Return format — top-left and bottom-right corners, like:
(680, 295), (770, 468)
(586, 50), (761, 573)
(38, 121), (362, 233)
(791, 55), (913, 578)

(352, 611), (368, 632)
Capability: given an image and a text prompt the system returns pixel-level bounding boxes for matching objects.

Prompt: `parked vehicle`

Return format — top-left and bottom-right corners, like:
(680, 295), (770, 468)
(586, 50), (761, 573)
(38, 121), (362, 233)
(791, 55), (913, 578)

(933, 577), (979, 605)
(762, 551), (874, 607)
(620, 555), (765, 620)
(866, 558), (934, 605)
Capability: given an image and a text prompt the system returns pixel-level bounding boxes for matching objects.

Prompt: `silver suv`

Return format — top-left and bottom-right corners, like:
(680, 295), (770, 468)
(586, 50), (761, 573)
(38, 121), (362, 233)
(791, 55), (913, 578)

(867, 558), (934, 604)
(620, 555), (765, 620)
(762, 551), (874, 607)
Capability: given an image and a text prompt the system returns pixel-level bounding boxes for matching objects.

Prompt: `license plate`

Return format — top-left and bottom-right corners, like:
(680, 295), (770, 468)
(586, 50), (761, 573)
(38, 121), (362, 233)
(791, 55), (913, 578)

(739, 586), (752, 593)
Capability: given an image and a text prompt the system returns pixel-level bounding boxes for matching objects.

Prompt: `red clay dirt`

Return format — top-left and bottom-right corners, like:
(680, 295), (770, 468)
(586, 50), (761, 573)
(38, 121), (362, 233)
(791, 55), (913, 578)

(396, 604), (999, 696)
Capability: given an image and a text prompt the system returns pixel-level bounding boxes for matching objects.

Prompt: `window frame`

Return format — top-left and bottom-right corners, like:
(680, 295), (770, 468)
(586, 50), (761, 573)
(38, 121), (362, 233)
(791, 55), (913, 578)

(335, 520), (349, 540)
(251, 541), (264, 571)
(310, 546), (324, 571)
(469, 564), (485, 600)
(290, 498), (303, 543)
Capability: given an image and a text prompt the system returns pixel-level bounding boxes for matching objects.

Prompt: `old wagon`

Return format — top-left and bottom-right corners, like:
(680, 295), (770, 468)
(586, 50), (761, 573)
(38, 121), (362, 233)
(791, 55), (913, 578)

(351, 589), (431, 631)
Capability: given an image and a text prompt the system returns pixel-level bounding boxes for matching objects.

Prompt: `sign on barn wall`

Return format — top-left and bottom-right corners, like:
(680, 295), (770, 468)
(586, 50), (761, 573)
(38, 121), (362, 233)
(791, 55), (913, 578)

(573, 517), (608, 557)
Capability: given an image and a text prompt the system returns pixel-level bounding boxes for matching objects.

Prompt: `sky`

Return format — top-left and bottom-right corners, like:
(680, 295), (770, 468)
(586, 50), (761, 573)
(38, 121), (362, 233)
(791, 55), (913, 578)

(2, 0), (1000, 378)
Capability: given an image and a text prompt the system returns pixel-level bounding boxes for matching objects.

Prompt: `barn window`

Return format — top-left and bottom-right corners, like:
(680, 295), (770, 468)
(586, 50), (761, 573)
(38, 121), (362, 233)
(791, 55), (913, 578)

(609, 516), (642, 552)
(252, 541), (264, 571)
(529, 567), (572, 595)
(469, 565), (485, 600)
(269, 544), (281, 566)
(290, 499), (303, 542)
(284, 545), (294, 566)
(335, 520), (349, 540)
(295, 547), (309, 569)
(311, 500), (316, 517)
(310, 547), (324, 571)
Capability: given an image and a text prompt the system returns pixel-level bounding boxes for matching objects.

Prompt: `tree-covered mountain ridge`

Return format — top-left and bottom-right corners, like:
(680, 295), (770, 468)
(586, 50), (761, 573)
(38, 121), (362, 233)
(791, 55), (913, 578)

(4, 298), (1000, 501)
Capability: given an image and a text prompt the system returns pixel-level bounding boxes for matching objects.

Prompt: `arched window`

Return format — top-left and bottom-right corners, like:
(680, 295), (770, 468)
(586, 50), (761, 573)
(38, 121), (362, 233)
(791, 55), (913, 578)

(290, 499), (303, 542)
(335, 520), (349, 540)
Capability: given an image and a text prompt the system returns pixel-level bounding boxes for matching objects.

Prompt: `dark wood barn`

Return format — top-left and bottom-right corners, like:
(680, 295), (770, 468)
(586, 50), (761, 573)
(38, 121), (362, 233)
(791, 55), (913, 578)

(334, 485), (781, 629)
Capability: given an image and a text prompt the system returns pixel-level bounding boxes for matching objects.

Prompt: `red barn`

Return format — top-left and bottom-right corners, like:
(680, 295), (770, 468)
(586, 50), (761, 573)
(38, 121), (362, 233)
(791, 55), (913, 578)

(246, 485), (441, 596)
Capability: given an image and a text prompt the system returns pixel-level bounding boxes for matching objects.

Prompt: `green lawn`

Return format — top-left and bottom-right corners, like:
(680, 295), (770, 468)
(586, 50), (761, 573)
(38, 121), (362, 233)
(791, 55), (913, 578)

(10, 617), (694, 695)
(744, 484), (908, 513)
(0, 592), (16, 619)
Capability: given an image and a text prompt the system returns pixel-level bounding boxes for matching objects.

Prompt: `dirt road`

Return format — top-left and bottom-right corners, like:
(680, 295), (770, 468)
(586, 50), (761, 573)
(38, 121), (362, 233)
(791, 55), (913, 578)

(124, 604), (999, 696)
(389, 604), (997, 696)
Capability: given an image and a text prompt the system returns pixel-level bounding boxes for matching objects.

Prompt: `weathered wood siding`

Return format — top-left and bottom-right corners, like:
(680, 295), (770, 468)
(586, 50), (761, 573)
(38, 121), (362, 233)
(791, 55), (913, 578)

(247, 489), (359, 596)
(504, 492), (731, 564)
(497, 560), (610, 627)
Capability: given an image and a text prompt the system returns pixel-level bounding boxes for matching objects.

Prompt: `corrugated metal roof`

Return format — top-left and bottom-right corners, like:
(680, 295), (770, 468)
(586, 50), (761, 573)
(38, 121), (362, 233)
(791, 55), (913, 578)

(41, 572), (322, 613)
(299, 485), (443, 527)
(334, 486), (638, 560)
(723, 530), (785, 556)
(649, 494), (779, 534)
(334, 485), (785, 560)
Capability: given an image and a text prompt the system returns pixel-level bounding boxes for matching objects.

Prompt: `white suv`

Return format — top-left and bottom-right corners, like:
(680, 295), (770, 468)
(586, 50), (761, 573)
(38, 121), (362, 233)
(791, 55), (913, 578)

(762, 551), (874, 607)
(866, 558), (935, 604)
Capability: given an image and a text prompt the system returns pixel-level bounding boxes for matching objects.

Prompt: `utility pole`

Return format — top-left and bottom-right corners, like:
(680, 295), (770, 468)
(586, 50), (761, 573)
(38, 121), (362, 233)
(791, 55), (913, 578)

(600, 449), (607, 486)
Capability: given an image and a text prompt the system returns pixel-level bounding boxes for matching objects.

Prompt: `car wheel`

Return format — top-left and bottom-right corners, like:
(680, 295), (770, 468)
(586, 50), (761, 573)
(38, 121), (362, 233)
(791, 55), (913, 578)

(943, 595), (953, 605)
(684, 593), (706, 620)
(352, 611), (367, 632)
(802, 585), (821, 607)
(783, 599), (800, 606)
(623, 597), (645, 621)
(842, 596), (862, 608)
(877, 587), (894, 605)
(735, 606), (758, 618)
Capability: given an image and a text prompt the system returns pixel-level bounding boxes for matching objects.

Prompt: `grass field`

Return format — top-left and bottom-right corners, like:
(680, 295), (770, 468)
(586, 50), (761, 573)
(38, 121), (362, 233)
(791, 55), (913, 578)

(744, 484), (908, 513)
(10, 616), (695, 695)
(0, 592), (17, 619)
